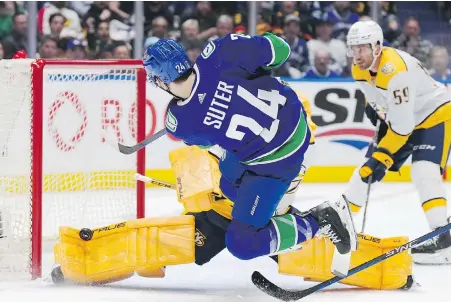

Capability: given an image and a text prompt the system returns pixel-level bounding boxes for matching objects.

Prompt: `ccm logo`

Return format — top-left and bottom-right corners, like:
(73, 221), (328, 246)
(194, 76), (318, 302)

(413, 144), (436, 151)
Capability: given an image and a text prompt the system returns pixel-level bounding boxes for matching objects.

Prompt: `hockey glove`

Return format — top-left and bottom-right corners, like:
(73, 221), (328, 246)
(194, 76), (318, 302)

(359, 148), (394, 184)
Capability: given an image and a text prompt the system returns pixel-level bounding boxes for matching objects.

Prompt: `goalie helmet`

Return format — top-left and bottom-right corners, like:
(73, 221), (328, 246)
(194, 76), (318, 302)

(143, 39), (192, 85)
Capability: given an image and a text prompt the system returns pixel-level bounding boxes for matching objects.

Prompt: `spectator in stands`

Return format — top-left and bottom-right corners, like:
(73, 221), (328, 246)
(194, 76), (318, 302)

(391, 17), (434, 67)
(382, 14), (401, 44)
(182, 1), (217, 32)
(40, 1), (82, 39)
(429, 46), (451, 82)
(1, 12), (27, 59)
(98, 44), (115, 59)
(0, 40), (4, 59)
(148, 16), (169, 39)
(87, 20), (112, 57)
(144, 2), (173, 33)
(209, 14), (234, 41)
(304, 49), (341, 79)
(234, 1), (274, 35)
(0, 1), (17, 40)
(83, 2), (113, 27)
(185, 40), (204, 64)
(112, 41), (131, 59)
(48, 13), (65, 39)
(307, 16), (347, 75)
(39, 36), (58, 59)
(66, 39), (87, 60)
(323, 1), (359, 42)
(68, 1), (92, 17)
(272, 1), (298, 36)
(56, 37), (69, 58)
(273, 14), (309, 78)
(180, 19), (202, 49)
(273, 1), (314, 38)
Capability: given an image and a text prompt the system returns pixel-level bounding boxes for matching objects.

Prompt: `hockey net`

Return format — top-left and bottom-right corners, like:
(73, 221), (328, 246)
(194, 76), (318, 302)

(0, 59), (146, 279)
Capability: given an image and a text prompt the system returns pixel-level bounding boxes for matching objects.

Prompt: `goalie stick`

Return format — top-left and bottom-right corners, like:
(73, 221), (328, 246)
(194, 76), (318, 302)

(252, 222), (451, 301)
(134, 173), (175, 189)
(105, 128), (168, 155)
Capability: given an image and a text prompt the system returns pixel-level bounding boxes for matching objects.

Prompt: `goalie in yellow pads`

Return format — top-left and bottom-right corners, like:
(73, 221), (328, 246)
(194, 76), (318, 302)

(53, 93), (412, 290)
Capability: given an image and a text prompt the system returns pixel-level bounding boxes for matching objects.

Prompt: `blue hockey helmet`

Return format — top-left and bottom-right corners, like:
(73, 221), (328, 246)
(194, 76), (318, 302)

(143, 39), (192, 85)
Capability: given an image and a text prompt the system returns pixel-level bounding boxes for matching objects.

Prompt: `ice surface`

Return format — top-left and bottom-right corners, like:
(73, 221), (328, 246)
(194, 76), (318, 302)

(1, 183), (451, 302)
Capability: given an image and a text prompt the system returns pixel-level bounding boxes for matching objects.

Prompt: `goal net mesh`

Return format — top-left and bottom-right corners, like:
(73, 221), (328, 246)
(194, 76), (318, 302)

(0, 60), (143, 277)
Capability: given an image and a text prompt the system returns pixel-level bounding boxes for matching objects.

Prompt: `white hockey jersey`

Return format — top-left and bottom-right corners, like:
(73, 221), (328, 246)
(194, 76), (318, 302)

(352, 47), (451, 153)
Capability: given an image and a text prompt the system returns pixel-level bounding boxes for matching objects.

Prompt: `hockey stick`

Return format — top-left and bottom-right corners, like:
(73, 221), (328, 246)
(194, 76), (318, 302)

(104, 128), (168, 155)
(252, 222), (451, 301)
(361, 120), (380, 233)
(134, 173), (176, 189)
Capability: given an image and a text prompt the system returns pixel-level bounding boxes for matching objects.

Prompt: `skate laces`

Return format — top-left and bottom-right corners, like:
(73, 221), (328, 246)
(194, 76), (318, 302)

(318, 224), (341, 244)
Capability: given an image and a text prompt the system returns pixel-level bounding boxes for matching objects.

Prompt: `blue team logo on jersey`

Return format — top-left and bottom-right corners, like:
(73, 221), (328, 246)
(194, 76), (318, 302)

(316, 128), (375, 150)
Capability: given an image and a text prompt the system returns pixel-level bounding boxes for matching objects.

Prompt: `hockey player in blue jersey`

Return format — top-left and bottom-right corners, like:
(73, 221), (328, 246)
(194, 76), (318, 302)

(144, 33), (357, 261)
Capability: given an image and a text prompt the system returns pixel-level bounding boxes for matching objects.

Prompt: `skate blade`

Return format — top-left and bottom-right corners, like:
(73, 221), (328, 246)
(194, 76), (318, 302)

(330, 195), (358, 277)
(336, 195), (358, 252)
(331, 247), (351, 277)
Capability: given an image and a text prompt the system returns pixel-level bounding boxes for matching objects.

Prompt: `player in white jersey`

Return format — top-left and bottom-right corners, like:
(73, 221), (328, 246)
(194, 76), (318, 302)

(344, 20), (451, 264)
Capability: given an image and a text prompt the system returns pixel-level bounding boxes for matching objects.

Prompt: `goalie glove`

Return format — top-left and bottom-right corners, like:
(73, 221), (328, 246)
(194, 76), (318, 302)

(359, 147), (394, 184)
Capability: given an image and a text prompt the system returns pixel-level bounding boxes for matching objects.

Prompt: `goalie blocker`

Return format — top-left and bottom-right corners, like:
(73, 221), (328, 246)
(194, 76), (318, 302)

(53, 146), (412, 289)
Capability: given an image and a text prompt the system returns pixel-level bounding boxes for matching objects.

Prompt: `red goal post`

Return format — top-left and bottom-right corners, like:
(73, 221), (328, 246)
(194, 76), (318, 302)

(0, 59), (146, 279)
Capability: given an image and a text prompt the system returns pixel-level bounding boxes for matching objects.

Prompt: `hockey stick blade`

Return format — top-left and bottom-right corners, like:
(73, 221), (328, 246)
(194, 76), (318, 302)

(252, 222), (451, 301)
(104, 129), (167, 155)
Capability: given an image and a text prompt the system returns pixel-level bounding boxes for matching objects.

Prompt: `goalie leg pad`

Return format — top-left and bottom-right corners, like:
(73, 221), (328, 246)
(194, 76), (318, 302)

(278, 233), (412, 290)
(54, 216), (195, 284)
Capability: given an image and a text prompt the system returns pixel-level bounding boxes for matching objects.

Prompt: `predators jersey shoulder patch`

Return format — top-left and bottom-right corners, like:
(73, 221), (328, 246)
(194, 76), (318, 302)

(381, 63), (395, 75)
(375, 47), (408, 89)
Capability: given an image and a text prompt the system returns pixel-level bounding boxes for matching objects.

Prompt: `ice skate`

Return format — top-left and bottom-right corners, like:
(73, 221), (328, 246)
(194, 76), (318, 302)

(309, 195), (358, 255)
(412, 219), (451, 265)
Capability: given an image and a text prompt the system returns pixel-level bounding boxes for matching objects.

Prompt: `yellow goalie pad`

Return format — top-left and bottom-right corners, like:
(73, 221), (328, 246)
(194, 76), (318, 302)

(54, 216), (195, 284)
(278, 233), (412, 290)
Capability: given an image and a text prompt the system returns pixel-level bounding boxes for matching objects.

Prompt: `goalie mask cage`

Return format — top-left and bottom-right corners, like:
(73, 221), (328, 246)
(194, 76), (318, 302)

(0, 59), (146, 279)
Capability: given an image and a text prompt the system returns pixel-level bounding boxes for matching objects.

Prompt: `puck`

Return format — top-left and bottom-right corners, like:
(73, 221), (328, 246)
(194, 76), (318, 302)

(79, 228), (93, 241)
(51, 266), (65, 284)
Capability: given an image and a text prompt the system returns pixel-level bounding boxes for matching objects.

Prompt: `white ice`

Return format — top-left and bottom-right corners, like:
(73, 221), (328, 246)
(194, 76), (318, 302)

(1, 182), (451, 302)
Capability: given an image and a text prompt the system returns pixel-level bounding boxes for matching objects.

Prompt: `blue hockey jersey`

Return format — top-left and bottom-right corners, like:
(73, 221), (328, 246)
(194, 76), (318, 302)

(165, 33), (310, 165)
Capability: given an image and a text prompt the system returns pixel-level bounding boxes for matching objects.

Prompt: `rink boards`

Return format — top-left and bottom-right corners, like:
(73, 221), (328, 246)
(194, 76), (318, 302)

(5, 78), (451, 194)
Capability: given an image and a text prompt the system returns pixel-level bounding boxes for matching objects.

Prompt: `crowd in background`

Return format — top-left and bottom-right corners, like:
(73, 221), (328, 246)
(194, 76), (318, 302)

(0, 1), (450, 81)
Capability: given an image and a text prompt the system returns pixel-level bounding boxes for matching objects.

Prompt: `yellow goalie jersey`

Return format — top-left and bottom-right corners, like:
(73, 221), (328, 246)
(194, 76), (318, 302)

(352, 47), (451, 154)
